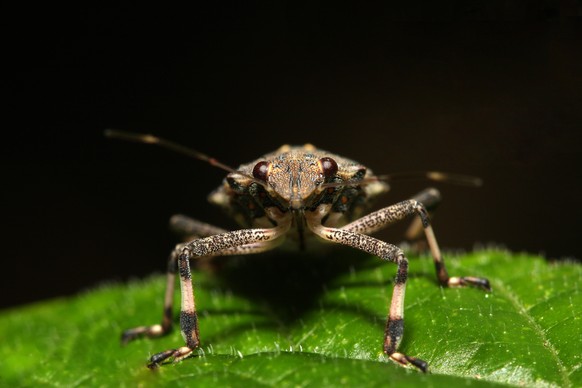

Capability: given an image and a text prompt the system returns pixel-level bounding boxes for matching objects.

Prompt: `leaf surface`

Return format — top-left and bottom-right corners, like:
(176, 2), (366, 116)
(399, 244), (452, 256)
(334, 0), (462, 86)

(0, 250), (580, 387)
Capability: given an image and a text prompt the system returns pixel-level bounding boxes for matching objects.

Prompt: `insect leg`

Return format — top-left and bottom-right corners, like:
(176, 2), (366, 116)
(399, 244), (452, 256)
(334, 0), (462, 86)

(146, 213), (292, 368)
(404, 188), (441, 242)
(342, 199), (490, 290)
(169, 214), (228, 240)
(121, 246), (183, 345)
(213, 237), (286, 255)
(410, 187), (442, 210)
(306, 209), (427, 372)
(170, 214), (279, 271)
(121, 236), (286, 346)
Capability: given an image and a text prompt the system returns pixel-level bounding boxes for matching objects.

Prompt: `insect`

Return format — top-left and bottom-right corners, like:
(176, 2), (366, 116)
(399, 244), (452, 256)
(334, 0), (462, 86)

(106, 129), (491, 372)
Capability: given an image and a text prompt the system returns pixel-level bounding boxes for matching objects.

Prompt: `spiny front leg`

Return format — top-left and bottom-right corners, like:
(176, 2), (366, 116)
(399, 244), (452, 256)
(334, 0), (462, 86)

(342, 199), (491, 291)
(306, 208), (428, 372)
(145, 212), (292, 368)
(122, 237), (288, 366)
(121, 238), (288, 347)
(122, 216), (231, 345)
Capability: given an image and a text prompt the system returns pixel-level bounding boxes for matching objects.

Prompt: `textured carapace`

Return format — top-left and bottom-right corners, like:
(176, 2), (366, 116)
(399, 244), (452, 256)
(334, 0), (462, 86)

(209, 143), (389, 232)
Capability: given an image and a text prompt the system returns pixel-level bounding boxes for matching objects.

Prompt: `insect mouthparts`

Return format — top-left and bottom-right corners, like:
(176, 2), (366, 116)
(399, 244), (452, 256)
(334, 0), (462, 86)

(289, 197), (304, 210)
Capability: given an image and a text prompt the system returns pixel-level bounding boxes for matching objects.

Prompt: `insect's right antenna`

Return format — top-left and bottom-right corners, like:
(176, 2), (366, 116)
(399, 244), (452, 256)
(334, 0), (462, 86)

(378, 171), (483, 187)
(104, 129), (238, 174)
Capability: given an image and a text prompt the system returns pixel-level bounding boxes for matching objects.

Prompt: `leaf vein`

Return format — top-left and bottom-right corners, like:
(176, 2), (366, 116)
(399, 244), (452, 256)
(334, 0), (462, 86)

(492, 278), (571, 388)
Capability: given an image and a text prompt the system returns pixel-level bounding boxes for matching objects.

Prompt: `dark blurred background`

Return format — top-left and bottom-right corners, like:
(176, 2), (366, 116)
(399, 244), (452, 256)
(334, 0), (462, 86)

(2, 2), (581, 308)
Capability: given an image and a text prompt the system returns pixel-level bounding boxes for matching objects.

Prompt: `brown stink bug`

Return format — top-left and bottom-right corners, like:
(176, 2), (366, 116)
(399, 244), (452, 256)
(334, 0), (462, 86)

(105, 130), (490, 372)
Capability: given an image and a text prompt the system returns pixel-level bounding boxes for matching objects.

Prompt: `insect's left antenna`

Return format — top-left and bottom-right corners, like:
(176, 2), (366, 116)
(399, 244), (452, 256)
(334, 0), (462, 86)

(104, 129), (238, 174)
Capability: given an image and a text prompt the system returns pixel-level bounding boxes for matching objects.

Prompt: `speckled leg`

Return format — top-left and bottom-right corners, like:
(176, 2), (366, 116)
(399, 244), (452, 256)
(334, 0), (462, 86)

(307, 207), (428, 372)
(342, 199), (490, 290)
(122, 214), (287, 348)
(139, 212), (292, 368)
(310, 200), (489, 372)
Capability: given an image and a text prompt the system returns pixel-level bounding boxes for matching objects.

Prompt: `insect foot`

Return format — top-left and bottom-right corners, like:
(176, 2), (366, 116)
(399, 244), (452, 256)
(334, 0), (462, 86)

(448, 276), (491, 291)
(147, 346), (195, 369)
(389, 352), (429, 373)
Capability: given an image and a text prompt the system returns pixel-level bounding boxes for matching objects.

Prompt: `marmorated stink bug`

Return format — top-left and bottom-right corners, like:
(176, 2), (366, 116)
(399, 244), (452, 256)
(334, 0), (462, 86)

(106, 130), (490, 372)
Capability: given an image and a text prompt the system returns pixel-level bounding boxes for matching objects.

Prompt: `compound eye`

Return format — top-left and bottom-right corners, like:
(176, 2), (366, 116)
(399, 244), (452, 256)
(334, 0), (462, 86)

(318, 157), (338, 178)
(252, 161), (271, 181)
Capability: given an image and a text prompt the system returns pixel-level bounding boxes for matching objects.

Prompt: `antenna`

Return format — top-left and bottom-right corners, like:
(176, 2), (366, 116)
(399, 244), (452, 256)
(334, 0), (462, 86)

(104, 129), (239, 174)
(377, 171), (483, 187)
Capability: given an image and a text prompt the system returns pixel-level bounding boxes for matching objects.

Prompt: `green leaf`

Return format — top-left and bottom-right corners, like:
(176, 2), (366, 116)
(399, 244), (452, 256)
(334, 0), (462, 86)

(1, 250), (580, 387)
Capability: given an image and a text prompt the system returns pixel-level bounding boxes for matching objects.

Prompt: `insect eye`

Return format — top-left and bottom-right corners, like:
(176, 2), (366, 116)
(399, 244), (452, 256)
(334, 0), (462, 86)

(319, 157), (338, 178)
(252, 161), (271, 181)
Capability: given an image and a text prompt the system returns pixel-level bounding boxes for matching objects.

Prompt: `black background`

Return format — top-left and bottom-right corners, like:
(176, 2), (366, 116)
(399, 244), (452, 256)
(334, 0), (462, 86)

(3, 3), (581, 309)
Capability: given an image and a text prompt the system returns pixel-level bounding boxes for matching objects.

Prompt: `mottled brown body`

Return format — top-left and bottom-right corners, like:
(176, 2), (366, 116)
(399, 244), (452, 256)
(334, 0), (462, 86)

(110, 132), (491, 373)
(208, 144), (388, 247)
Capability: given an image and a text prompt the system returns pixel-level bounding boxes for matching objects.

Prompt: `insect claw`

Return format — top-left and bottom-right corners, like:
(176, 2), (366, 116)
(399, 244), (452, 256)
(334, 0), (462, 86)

(120, 333), (132, 346)
(147, 347), (194, 369)
(406, 356), (429, 373)
(390, 352), (429, 373)
(121, 328), (143, 345)
(146, 362), (160, 370)
(463, 276), (492, 292)
(147, 349), (176, 369)
(449, 276), (492, 292)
